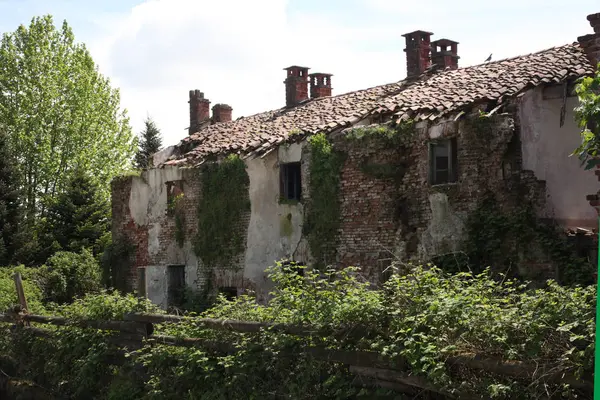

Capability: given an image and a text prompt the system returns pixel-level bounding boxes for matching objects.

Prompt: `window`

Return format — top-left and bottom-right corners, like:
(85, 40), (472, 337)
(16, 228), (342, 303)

(166, 180), (184, 215)
(281, 259), (305, 276)
(137, 267), (146, 298)
(429, 138), (457, 185)
(167, 264), (185, 308)
(280, 162), (302, 201)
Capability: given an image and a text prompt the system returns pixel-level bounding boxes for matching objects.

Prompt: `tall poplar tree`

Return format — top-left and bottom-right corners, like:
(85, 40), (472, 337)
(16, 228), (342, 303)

(0, 128), (23, 265)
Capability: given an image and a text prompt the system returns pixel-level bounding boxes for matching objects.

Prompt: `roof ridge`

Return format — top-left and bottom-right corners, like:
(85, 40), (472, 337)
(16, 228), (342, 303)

(455, 42), (578, 71)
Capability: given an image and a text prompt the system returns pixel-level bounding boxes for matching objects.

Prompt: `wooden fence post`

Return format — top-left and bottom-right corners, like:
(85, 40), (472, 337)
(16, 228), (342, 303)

(13, 272), (30, 326)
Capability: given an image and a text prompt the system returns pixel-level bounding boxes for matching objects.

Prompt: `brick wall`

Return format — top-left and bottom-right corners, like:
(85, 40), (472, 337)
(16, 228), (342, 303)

(330, 111), (547, 282)
(111, 176), (149, 291)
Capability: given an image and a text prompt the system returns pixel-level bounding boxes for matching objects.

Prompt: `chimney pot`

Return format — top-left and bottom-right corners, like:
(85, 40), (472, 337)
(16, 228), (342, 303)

(284, 66), (310, 107)
(309, 73), (333, 99)
(579, 12), (600, 67)
(188, 89), (210, 135)
(431, 39), (460, 71)
(402, 30), (433, 78)
(212, 104), (233, 123)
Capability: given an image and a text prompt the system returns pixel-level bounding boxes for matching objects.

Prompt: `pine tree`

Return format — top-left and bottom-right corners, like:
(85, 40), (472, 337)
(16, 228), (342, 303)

(135, 117), (163, 169)
(41, 169), (110, 259)
(0, 129), (24, 265)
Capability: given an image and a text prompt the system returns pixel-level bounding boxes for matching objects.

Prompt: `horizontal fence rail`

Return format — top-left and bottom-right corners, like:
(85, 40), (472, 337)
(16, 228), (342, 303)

(0, 273), (593, 398)
(0, 310), (593, 398)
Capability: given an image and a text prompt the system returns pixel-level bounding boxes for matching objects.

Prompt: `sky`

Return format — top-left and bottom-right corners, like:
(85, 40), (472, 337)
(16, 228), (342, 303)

(0, 0), (598, 146)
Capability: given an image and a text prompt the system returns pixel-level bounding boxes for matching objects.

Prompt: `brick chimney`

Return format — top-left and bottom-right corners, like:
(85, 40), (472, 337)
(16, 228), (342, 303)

(188, 89), (210, 135)
(212, 104), (233, 123)
(402, 30), (433, 78)
(431, 39), (459, 71)
(309, 73), (333, 99)
(578, 12), (600, 67)
(284, 66), (310, 107)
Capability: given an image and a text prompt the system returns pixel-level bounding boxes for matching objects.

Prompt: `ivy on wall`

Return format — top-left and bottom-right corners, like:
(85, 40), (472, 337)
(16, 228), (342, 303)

(344, 120), (416, 147)
(167, 193), (186, 248)
(193, 155), (250, 270)
(345, 121), (416, 230)
(436, 194), (594, 286)
(304, 133), (345, 269)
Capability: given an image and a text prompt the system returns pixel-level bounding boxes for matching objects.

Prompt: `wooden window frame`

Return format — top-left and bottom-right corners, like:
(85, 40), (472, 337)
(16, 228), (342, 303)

(280, 162), (302, 202)
(429, 138), (458, 185)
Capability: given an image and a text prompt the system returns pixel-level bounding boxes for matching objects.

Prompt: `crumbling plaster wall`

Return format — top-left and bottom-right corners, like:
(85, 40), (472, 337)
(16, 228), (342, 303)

(519, 85), (597, 229)
(112, 166), (201, 307)
(112, 144), (309, 307)
(244, 142), (307, 300)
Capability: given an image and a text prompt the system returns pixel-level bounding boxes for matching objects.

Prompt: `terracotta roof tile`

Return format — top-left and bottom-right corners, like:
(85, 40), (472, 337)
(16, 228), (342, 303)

(163, 43), (593, 167)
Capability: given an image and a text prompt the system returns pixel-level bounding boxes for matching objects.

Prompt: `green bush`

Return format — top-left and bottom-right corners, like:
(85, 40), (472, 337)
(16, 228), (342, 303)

(1, 262), (595, 399)
(38, 249), (102, 304)
(0, 266), (45, 313)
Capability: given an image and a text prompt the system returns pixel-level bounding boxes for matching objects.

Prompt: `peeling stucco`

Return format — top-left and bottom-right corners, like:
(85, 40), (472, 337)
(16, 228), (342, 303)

(419, 192), (466, 259)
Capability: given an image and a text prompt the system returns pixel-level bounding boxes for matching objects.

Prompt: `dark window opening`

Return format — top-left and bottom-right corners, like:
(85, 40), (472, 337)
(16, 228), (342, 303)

(429, 138), (457, 185)
(166, 180), (184, 215)
(218, 287), (238, 301)
(280, 162), (302, 201)
(167, 265), (186, 308)
(281, 259), (305, 276)
(137, 267), (146, 298)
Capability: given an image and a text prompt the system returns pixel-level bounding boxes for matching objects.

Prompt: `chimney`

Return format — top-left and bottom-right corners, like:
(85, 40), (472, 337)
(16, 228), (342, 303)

(212, 104), (233, 123)
(188, 89), (210, 135)
(284, 66), (310, 107)
(578, 12), (600, 67)
(402, 30), (433, 78)
(309, 73), (333, 99)
(431, 39), (459, 71)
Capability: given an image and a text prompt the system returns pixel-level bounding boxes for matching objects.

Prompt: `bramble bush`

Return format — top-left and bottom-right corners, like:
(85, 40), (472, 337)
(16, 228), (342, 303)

(0, 262), (596, 399)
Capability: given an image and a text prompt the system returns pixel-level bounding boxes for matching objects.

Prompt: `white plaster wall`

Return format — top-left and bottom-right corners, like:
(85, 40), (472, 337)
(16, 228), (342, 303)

(243, 142), (306, 299)
(144, 265), (167, 309)
(520, 87), (597, 228)
(127, 166), (199, 308)
(130, 144), (307, 306)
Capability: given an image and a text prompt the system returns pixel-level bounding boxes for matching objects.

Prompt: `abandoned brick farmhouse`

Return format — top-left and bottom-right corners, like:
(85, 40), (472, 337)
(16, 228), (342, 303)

(111, 13), (600, 308)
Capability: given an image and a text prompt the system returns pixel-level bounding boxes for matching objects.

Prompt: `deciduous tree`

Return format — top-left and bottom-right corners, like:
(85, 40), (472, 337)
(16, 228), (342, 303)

(0, 15), (136, 217)
(0, 128), (24, 265)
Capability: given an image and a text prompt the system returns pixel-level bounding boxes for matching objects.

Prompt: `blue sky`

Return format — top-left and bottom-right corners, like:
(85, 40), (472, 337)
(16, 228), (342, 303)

(1, 0), (599, 146)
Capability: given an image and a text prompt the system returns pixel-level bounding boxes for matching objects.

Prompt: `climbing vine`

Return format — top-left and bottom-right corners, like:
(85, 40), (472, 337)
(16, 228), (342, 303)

(168, 193), (186, 248)
(304, 133), (345, 269)
(345, 120), (416, 148)
(345, 121), (416, 231)
(447, 194), (594, 285)
(193, 155), (250, 270)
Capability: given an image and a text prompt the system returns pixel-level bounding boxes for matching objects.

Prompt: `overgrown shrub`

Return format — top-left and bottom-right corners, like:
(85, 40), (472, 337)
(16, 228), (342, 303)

(38, 249), (102, 304)
(0, 266), (45, 313)
(1, 263), (595, 399)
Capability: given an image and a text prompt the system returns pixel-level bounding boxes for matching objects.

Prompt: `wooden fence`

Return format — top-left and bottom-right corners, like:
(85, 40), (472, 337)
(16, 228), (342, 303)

(0, 273), (594, 399)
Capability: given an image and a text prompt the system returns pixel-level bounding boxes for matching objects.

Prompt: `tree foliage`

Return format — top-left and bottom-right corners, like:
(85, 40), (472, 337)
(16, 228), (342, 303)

(134, 117), (163, 169)
(573, 63), (600, 169)
(38, 169), (110, 263)
(0, 15), (135, 216)
(0, 129), (24, 265)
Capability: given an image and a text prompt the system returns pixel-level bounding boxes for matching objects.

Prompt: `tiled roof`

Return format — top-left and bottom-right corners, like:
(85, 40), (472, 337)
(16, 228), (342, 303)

(163, 43), (593, 167)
